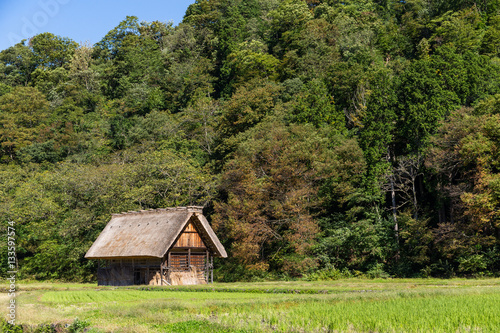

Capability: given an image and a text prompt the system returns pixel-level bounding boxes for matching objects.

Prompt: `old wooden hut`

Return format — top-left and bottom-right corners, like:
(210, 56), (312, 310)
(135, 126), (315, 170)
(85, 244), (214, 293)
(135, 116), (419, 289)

(85, 206), (227, 286)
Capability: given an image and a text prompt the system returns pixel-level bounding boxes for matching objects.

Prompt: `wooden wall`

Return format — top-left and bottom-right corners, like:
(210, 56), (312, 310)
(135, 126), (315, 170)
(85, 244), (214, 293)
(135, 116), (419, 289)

(97, 265), (134, 286)
(170, 252), (207, 269)
(97, 258), (162, 286)
(173, 222), (206, 248)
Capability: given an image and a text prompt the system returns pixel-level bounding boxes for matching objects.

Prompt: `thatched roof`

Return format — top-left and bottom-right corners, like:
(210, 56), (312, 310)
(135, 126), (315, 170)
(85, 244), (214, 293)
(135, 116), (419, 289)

(85, 206), (227, 259)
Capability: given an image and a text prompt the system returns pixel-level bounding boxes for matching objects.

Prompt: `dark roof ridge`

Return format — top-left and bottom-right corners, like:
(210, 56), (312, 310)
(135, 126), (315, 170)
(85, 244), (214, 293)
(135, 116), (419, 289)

(111, 206), (204, 217)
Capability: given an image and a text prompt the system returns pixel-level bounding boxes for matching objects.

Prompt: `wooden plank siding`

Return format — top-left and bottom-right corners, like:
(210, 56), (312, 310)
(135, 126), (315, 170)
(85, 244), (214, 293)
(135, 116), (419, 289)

(173, 222), (206, 248)
(170, 252), (207, 268)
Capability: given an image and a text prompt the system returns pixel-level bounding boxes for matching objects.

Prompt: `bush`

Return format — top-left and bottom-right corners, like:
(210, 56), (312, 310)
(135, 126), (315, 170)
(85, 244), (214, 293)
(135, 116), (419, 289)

(0, 320), (23, 333)
(457, 254), (489, 276)
(302, 266), (352, 281)
(366, 263), (390, 279)
(68, 318), (90, 333)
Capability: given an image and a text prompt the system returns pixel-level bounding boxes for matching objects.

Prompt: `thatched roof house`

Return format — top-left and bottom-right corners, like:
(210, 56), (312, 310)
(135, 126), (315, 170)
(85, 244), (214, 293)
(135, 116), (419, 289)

(85, 206), (227, 286)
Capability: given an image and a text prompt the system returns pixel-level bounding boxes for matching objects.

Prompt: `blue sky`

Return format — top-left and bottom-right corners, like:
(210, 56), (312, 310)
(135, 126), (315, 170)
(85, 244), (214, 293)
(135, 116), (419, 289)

(0, 0), (195, 51)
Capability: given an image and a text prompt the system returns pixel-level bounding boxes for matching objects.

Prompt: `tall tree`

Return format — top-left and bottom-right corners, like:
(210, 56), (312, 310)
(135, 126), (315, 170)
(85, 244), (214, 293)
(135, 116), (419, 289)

(213, 117), (365, 274)
(29, 32), (78, 69)
(0, 87), (49, 161)
(0, 41), (35, 86)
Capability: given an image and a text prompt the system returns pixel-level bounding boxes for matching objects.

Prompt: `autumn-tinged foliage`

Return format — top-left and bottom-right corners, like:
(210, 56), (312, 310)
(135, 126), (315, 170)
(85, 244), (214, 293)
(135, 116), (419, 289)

(426, 108), (500, 274)
(213, 119), (363, 274)
(0, 0), (499, 280)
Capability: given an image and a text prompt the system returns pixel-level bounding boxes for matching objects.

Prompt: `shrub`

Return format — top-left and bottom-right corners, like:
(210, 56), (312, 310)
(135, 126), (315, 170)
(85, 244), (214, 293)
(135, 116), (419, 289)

(302, 266), (352, 281)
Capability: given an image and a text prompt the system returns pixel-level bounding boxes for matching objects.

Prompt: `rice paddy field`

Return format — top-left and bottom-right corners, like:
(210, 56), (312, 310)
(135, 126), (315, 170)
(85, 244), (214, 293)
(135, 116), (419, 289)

(2, 278), (500, 332)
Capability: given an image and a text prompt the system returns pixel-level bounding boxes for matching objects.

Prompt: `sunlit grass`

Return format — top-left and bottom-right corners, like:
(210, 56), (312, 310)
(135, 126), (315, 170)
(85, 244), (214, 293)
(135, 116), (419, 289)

(2, 279), (500, 332)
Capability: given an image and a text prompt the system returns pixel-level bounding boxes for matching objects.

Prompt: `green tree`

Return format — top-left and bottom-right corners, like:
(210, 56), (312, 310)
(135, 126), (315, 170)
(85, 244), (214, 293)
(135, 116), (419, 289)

(97, 27), (163, 101)
(226, 40), (280, 85)
(29, 32), (78, 69)
(93, 16), (140, 60)
(0, 83), (11, 97)
(270, 0), (313, 57)
(215, 79), (281, 156)
(31, 66), (69, 98)
(481, 15), (500, 56)
(395, 46), (499, 153)
(180, 95), (220, 155)
(429, 8), (483, 54)
(287, 78), (344, 130)
(0, 41), (35, 86)
(426, 107), (500, 274)
(279, 18), (340, 81)
(0, 87), (49, 161)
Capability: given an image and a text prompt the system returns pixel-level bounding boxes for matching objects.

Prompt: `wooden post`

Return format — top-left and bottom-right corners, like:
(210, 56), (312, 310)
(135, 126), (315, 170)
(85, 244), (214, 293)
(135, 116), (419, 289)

(205, 250), (209, 283)
(146, 265), (149, 286)
(160, 258), (163, 286)
(188, 248), (191, 269)
(167, 252), (171, 284)
(210, 255), (213, 284)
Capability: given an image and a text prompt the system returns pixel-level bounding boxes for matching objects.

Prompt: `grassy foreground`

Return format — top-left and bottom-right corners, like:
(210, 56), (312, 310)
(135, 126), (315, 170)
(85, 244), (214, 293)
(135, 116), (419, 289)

(1, 278), (500, 332)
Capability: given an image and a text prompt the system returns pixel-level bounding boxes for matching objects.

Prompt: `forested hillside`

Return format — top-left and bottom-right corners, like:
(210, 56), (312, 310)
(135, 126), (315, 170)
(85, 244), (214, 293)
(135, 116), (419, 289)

(1, 0), (499, 281)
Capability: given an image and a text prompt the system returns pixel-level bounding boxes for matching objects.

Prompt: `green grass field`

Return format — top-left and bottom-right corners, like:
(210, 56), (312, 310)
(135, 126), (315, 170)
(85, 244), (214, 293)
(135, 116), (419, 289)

(2, 279), (500, 332)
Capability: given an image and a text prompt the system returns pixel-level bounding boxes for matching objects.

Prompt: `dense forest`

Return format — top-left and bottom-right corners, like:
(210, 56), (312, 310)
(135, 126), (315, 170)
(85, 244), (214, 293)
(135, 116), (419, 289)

(0, 0), (499, 281)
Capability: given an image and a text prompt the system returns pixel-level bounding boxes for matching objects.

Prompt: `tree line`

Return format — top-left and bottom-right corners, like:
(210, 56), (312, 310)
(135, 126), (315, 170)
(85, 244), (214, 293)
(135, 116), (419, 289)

(0, 0), (499, 281)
